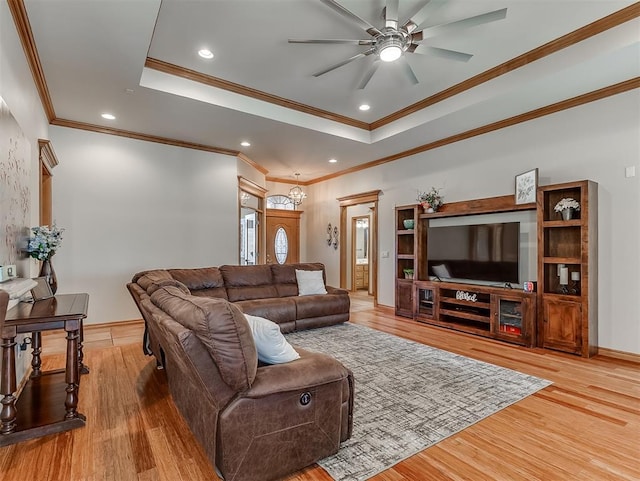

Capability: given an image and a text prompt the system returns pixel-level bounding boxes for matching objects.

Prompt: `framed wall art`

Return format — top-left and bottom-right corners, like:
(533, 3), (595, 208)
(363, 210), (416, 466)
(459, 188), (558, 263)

(515, 168), (538, 205)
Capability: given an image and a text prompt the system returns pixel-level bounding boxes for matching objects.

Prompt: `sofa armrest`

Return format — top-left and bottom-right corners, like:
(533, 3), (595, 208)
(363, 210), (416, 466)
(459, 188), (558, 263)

(326, 286), (349, 296)
(245, 348), (350, 398)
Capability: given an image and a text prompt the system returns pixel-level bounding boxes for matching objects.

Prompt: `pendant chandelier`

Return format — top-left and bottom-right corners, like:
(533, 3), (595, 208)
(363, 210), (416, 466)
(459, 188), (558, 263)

(289, 173), (307, 207)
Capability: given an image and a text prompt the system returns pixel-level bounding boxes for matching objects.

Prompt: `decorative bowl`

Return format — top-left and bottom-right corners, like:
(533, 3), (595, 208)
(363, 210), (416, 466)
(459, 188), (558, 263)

(403, 219), (415, 229)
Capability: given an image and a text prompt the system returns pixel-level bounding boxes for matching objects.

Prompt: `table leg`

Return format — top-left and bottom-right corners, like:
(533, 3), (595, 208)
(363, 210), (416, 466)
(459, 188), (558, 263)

(0, 337), (17, 434)
(79, 320), (89, 375)
(64, 329), (80, 420)
(30, 332), (42, 378)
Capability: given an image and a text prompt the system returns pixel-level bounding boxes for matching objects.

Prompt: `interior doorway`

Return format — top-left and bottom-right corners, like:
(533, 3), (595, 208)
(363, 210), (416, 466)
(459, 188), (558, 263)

(337, 190), (381, 306)
(351, 215), (371, 293)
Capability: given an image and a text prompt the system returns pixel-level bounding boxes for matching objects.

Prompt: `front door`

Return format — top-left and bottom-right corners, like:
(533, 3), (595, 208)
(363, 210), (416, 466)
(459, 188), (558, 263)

(266, 209), (302, 265)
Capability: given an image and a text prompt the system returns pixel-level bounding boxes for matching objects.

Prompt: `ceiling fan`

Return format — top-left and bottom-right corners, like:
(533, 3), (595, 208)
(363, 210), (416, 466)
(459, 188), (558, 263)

(288, 0), (507, 88)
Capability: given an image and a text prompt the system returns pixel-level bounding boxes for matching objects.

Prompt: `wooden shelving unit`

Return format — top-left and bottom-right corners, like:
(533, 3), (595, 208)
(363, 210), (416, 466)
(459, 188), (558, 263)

(537, 180), (598, 357)
(394, 185), (596, 355)
(414, 281), (536, 346)
(395, 205), (418, 317)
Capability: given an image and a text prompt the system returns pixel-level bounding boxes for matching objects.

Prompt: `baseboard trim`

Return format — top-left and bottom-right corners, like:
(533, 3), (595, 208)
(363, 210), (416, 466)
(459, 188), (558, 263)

(85, 318), (144, 329)
(597, 347), (640, 363)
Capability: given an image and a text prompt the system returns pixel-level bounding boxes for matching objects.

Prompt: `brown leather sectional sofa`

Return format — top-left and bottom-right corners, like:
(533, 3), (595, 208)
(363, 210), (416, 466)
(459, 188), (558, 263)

(128, 263), (350, 360)
(126, 263), (354, 481)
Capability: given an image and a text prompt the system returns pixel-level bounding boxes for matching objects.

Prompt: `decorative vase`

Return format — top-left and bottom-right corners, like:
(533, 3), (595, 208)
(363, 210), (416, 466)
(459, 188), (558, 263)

(40, 257), (58, 295)
(425, 207), (435, 214)
(561, 208), (574, 221)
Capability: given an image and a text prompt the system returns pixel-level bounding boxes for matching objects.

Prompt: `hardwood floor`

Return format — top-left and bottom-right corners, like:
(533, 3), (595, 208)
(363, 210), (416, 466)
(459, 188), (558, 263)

(0, 303), (638, 480)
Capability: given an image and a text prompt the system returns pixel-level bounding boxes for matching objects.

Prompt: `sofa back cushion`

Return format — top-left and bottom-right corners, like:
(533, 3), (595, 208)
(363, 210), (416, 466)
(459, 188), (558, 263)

(169, 267), (228, 300)
(133, 270), (174, 294)
(271, 263), (326, 297)
(220, 265), (278, 302)
(150, 286), (257, 392)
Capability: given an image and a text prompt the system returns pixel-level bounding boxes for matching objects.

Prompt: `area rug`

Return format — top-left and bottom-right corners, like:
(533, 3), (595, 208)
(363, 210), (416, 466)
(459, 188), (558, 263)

(285, 323), (551, 481)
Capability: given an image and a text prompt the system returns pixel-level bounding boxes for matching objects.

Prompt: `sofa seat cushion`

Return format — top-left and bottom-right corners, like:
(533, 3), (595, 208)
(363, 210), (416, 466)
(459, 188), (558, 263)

(221, 264), (278, 302)
(294, 293), (350, 320)
(169, 267), (228, 300)
(235, 297), (297, 325)
(150, 286), (257, 392)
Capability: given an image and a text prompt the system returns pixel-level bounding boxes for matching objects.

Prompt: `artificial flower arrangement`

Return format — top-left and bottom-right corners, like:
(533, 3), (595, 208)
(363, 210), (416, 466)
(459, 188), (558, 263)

(417, 187), (444, 211)
(554, 198), (580, 213)
(26, 224), (64, 261)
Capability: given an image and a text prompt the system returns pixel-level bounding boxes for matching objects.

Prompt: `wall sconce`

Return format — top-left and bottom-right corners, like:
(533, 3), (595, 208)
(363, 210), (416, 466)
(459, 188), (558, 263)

(327, 223), (339, 249)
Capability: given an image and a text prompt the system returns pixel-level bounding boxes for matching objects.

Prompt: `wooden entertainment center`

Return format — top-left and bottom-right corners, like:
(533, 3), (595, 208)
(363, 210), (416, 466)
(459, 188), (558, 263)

(395, 180), (597, 357)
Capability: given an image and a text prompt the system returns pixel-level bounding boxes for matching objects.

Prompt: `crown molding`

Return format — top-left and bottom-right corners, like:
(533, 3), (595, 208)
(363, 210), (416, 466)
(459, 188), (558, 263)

(309, 78), (640, 185)
(50, 118), (239, 156)
(266, 176), (312, 186)
(145, 58), (370, 131)
(237, 153), (268, 175)
(370, 3), (640, 130)
(8, 0), (56, 121)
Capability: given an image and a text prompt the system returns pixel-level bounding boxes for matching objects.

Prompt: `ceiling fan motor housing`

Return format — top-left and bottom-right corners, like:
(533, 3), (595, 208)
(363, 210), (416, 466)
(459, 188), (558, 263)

(375, 28), (410, 61)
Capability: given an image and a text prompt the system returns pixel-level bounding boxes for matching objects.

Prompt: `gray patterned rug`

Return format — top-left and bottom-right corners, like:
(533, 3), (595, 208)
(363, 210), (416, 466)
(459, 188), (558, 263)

(286, 323), (551, 481)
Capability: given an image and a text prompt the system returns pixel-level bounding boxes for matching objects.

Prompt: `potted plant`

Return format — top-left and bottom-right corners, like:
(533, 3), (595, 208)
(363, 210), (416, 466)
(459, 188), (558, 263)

(417, 187), (443, 213)
(403, 268), (414, 279)
(26, 224), (64, 294)
(554, 198), (580, 220)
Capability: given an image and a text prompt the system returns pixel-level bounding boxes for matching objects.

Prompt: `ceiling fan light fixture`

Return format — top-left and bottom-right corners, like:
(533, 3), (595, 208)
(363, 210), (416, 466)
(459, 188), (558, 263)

(379, 44), (402, 62)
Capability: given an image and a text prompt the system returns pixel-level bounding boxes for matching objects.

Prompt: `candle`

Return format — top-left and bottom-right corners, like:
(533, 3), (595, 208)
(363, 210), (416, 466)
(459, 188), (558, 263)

(571, 271), (580, 281)
(559, 267), (569, 285)
(557, 264), (565, 276)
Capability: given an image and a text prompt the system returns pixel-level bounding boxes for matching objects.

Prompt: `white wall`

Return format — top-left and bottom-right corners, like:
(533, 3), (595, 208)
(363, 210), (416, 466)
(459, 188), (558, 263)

(0, 2), (51, 381)
(305, 91), (640, 354)
(49, 126), (240, 325)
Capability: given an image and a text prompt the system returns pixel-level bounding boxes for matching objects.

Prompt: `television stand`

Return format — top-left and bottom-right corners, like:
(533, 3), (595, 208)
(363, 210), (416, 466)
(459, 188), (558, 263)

(414, 281), (536, 347)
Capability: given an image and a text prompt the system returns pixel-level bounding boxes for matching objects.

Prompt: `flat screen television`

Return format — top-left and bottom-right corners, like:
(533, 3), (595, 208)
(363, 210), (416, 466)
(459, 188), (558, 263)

(427, 222), (520, 284)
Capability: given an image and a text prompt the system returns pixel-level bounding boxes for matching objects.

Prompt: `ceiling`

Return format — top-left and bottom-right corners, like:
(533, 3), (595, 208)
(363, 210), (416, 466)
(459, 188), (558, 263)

(21, 0), (640, 183)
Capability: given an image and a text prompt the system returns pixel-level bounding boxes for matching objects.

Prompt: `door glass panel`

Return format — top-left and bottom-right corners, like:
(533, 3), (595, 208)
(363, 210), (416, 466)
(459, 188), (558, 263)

(241, 209), (257, 265)
(274, 227), (288, 264)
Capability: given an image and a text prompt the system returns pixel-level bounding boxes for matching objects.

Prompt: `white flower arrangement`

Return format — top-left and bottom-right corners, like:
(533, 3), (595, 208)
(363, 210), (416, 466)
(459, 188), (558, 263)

(26, 224), (64, 261)
(417, 187), (443, 210)
(554, 198), (580, 212)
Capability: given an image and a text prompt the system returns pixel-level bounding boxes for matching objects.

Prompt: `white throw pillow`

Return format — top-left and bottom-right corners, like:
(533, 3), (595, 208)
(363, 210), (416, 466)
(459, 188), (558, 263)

(244, 314), (300, 364)
(295, 269), (327, 296)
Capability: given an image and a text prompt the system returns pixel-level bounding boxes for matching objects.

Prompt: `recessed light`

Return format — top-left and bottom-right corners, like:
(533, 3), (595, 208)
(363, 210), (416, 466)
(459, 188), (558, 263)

(240, 141), (251, 147)
(359, 104), (370, 111)
(198, 49), (214, 59)
(329, 158), (338, 163)
(101, 113), (116, 120)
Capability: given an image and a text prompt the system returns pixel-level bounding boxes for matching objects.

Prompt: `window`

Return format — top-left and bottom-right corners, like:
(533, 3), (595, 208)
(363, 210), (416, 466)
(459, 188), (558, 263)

(274, 227), (288, 264)
(267, 195), (294, 210)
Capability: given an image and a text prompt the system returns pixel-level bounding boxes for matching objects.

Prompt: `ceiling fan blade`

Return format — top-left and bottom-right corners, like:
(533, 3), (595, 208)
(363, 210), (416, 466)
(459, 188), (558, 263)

(401, 0), (446, 33)
(416, 8), (508, 40)
(357, 60), (380, 89)
(401, 58), (419, 85)
(313, 48), (376, 77)
(385, 0), (399, 30)
(411, 45), (473, 62)
(320, 0), (381, 37)
(288, 38), (374, 45)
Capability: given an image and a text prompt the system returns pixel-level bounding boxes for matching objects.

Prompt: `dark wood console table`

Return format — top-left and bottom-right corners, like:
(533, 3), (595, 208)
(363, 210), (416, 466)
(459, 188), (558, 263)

(0, 293), (89, 446)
